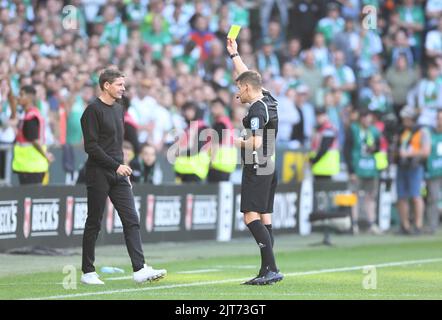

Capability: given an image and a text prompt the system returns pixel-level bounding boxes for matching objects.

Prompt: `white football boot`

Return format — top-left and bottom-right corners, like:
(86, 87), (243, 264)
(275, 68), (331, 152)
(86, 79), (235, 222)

(81, 272), (105, 285)
(133, 264), (167, 284)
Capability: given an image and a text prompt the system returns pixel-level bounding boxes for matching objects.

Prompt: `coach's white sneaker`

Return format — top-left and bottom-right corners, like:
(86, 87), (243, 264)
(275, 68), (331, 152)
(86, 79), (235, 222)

(133, 264), (167, 283)
(81, 272), (105, 285)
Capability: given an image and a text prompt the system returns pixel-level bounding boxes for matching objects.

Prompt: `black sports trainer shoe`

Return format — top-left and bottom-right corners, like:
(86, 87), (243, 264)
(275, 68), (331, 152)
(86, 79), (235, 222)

(241, 266), (268, 285)
(242, 267), (283, 285)
(242, 275), (260, 285)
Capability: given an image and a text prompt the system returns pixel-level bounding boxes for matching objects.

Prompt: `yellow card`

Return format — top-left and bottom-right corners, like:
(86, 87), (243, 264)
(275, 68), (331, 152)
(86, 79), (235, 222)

(227, 25), (241, 40)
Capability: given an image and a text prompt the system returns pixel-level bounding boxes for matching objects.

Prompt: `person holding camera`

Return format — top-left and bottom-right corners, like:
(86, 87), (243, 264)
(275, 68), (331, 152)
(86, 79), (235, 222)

(396, 106), (431, 235)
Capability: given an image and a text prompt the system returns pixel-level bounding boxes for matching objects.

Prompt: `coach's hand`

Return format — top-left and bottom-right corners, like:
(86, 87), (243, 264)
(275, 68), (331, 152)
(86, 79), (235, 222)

(116, 164), (132, 176)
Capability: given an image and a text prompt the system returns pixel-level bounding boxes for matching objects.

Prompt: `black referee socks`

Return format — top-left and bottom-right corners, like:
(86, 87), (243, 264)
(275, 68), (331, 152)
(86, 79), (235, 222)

(247, 220), (277, 273)
(265, 224), (274, 248)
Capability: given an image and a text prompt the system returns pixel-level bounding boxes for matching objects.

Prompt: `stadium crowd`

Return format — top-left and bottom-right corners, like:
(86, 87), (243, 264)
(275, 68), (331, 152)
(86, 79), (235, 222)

(0, 0), (442, 234)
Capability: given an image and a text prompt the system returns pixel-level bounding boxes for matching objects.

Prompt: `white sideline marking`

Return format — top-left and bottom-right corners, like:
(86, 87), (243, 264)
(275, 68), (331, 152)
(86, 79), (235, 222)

(176, 269), (221, 274)
(213, 265), (256, 269)
(157, 292), (426, 298)
(23, 257), (442, 300)
(105, 266), (255, 281)
(105, 276), (132, 281)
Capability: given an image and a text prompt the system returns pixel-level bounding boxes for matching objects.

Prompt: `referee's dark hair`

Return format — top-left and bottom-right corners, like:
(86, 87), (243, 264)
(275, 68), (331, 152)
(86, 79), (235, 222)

(235, 70), (262, 90)
(99, 68), (125, 90)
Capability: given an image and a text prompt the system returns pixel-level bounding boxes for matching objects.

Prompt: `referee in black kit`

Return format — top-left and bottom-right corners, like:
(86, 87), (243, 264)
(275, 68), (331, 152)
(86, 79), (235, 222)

(227, 39), (283, 285)
(80, 68), (166, 285)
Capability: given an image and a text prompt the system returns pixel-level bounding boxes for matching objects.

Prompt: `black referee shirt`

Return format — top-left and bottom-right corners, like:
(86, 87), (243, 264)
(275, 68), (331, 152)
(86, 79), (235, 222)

(80, 97), (124, 171)
(242, 89), (278, 165)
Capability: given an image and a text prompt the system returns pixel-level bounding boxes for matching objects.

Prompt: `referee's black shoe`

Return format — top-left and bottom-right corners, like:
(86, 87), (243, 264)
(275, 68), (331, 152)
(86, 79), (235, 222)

(241, 267), (268, 285)
(242, 275), (260, 285)
(242, 267), (283, 285)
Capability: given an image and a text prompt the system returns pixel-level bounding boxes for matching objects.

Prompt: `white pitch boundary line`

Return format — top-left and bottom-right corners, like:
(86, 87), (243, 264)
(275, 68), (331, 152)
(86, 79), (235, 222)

(105, 276), (132, 281)
(213, 265), (256, 269)
(176, 269), (221, 274)
(105, 267), (255, 281)
(23, 257), (442, 300)
(105, 269), (226, 281)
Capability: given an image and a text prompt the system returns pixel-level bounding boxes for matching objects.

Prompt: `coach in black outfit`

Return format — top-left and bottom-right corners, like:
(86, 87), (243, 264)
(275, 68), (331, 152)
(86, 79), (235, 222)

(80, 68), (166, 285)
(227, 39), (284, 285)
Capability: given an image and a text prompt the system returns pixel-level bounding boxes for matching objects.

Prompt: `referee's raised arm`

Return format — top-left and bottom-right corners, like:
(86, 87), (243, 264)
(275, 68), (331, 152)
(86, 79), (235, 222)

(227, 38), (249, 78)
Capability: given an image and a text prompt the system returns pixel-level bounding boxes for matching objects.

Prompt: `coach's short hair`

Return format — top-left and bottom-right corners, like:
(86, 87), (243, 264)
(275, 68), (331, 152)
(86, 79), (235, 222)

(99, 68), (124, 90)
(235, 70), (262, 90)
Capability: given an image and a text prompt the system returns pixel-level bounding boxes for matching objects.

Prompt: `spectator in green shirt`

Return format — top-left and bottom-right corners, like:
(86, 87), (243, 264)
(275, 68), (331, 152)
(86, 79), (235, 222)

(174, 41), (199, 73)
(142, 15), (172, 61)
(229, 0), (250, 27)
(360, 74), (394, 116)
(397, 0), (424, 63)
(316, 2), (345, 45)
(298, 49), (323, 103)
(124, 0), (148, 29)
(99, 5), (128, 47)
(385, 53), (419, 116)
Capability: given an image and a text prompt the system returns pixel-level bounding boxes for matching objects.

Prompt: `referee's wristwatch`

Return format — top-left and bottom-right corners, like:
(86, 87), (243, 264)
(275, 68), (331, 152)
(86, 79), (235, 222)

(230, 52), (239, 59)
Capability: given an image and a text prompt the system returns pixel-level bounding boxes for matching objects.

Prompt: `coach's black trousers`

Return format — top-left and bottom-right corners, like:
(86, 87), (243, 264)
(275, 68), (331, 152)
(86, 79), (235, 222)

(82, 166), (145, 273)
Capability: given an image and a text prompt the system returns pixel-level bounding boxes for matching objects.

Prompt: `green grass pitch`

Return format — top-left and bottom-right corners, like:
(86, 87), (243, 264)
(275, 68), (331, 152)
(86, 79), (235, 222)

(1, 232), (441, 300)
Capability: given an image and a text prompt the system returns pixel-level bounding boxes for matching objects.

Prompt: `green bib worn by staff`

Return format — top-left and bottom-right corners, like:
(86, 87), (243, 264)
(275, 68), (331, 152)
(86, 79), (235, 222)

(349, 122), (381, 178)
(426, 128), (442, 178)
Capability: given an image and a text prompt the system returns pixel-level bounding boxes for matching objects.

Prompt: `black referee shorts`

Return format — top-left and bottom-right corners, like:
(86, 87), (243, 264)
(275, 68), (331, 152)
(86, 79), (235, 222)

(240, 164), (277, 214)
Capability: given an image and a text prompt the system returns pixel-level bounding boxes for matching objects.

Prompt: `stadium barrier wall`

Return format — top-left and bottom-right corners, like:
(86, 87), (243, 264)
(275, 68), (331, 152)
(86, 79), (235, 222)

(311, 179), (392, 232)
(0, 184), (218, 252)
(0, 183), (303, 252)
(0, 179), (392, 252)
(0, 181), (319, 252)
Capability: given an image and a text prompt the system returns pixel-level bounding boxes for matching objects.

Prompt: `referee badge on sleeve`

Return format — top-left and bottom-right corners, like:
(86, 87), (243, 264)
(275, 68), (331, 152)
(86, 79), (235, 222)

(251, 117), (259, 130)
